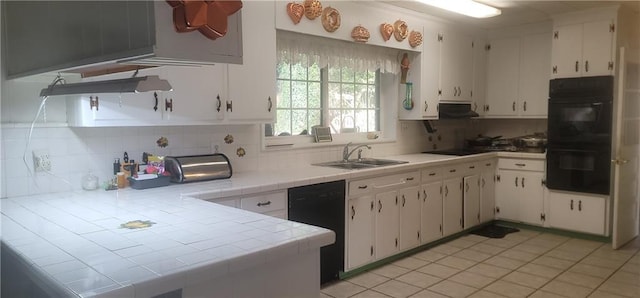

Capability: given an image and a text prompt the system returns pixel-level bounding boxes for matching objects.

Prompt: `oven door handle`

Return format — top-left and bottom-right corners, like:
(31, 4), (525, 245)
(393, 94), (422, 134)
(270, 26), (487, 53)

(612, 159), (629, 165)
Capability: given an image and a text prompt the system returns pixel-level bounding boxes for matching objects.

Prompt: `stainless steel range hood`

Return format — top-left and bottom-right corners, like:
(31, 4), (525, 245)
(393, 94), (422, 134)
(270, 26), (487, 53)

(39, 76), (172, 97)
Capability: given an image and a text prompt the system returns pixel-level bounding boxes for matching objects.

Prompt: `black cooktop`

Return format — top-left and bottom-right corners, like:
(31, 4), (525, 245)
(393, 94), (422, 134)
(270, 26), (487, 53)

(422, 149), (487, 156)
(424, 147), (518, 156)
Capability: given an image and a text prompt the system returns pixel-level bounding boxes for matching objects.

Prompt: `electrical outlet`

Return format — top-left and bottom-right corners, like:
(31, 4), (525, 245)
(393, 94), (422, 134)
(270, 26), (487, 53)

(33, 150), (52, 172)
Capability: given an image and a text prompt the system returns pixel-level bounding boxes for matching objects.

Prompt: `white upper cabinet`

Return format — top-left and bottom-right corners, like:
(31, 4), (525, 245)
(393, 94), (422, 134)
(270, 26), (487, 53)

(551, 19), (614, 78)
(440, 30), (474, 102)
(485, 32), (551, 118)
(227, 0), (276, 122)
(66, 65), (227, 127)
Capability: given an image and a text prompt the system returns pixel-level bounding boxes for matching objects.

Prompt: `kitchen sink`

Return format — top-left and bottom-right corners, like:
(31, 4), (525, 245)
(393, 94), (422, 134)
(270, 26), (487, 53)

(313, 158), (408, 170)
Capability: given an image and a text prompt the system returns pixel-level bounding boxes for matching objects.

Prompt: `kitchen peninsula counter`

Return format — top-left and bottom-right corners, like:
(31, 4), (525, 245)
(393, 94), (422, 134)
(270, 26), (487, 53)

(0, 151), (543, 297)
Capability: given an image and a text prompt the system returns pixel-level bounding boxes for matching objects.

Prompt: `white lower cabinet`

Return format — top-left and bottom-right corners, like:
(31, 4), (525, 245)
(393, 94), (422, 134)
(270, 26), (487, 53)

(375, 191), (400, 259)
(399, 186), (422, 251)
(421, 181), (443, 243)
(443, 177), (463, 236)
(347, 195), (374, 269)
(495, 158), (546, 226)
(463, 175), (481, 229)
(548, 191), (608, 235)
(346, 171), (419, 270)
(480, 161), (496, 223)
(203, 190), (287, 219)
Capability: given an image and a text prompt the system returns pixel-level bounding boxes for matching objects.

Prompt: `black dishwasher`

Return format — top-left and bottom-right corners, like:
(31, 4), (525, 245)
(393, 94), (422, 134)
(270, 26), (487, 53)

(288, 180), (345, 285)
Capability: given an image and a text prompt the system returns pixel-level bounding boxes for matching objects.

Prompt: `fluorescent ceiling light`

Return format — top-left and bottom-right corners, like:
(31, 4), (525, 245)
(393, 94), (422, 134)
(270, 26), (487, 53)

(416, 0), (502, 18)
(40, 76), (172, 97)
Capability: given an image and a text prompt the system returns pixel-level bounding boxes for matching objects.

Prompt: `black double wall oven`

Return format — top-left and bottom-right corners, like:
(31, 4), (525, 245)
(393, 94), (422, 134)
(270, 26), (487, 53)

(547, 76), (614, 195)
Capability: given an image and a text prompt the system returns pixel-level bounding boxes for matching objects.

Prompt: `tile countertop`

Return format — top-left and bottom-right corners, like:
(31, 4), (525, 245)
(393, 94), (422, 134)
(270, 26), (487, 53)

(0, 151), (544, 297)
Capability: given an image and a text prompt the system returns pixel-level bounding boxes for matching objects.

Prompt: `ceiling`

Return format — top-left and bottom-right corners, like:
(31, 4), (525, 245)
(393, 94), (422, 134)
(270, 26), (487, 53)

(383, 1), (640, 30)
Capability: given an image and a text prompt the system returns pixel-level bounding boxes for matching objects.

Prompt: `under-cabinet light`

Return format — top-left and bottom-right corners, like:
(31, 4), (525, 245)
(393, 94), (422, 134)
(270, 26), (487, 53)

(39, 76), (172, 97)
(416, 0), (502, 18)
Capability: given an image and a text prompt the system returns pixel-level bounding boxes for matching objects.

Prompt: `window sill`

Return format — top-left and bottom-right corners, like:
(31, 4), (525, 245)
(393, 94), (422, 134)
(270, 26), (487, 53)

(262, 131), (395, 151)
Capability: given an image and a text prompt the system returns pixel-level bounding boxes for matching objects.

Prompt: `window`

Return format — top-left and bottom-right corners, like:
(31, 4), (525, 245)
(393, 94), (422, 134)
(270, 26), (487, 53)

(272, 56), (380, 137)
(265, 31), (400, 146)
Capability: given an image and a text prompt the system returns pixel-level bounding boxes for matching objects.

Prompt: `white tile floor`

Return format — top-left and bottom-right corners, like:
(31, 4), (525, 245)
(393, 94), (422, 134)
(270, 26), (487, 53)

(322, 230), (640, 298)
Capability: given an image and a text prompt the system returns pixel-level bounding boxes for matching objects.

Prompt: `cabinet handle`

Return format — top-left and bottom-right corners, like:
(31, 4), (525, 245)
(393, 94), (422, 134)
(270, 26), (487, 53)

(429, 172), (436, 176)
(449, 169), (457, 173)
(496, 175), (501, 182)
(216, 94), (221, 112)
(402, 195), (406, 207)
(585, 60), (589, 73)
(485, 163), (492, 167)
(267, 96), (273, 112)
(378, 200), (382, 213)
(395, 238), (398, 247)
(465, 182), (469, 192)
(496, 206), (500, 213)
(351, 205), (355, 220)
(578, 200), (582, 211)
(89, 96), (99, 111)
(541, 213), (546, 221)
(575, 61), (579, 72)
(521, 177), (525, 188)
(523, 101), (527, 111)
(371, 201), (374, 211)
(515, 163), (526, 167)
(444, 186), (449, 196)
(165, 98), (173, 112)
(512, 101), (516, 111)
(358, 185), (368, 189)
(226, 100), (233, 112)
(424, 102), (428, 112)
(370, 246), (374, 256)
(469, 166), (475, 169)
(515, 177), (519, 187)
(423, 190), (427, 201)
(417, 231), (420, 240)
(406, 177), (415, 181)
(570, 199), (574, 210)
(153, 92), (158, 111)
(257, 201), (271, 207)
(439, 224), (443, 234)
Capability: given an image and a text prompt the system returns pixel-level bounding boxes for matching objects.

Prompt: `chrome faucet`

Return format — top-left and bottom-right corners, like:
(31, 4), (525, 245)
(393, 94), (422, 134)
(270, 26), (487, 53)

(342, 142), (371, 162)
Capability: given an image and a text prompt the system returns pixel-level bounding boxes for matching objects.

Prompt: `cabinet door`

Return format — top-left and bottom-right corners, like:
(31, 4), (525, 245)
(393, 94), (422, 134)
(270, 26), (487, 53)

(495, 170), (520, 221)
(227, 1), (276, 122)
(480, 169), (496, 223)
(519, 33), (551, 117)
(421, 182), (443, 243)
(75, 67), (165, 125)
(347, 195), (374, 269)
(440, 31), (473, 101)
(399, 186), (421, 251)
(463, 175), (480, 229)
(163, 65), (226, 123)
(472, 38), (487, 117)
(551, 23), (583, 78)
(422, 27), (441, 118)
(442, 178), (463, 236)
(582, 20), (614, 77)
(548, 192), (606, 235)
(518, 172), (545, 225)
(375, 191), (399, 259)
(486, 37), (520, 116)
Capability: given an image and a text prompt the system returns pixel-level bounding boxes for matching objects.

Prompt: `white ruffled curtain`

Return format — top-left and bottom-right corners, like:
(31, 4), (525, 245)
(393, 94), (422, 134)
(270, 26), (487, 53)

(277, 30), (400, 73)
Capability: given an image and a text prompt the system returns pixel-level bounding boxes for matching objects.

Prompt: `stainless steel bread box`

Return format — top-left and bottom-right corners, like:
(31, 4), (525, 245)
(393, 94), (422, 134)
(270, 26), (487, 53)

(164, 154), (232, 183)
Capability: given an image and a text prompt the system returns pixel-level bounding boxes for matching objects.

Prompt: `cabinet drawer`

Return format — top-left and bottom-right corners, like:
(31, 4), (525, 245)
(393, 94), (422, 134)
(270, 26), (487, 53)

(498, 159), (544, 171)
(421, 168), (443, 182)
(349, 171), (420, 197)
(442, 164), (465, 177)
(240, 191), (286, 214)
